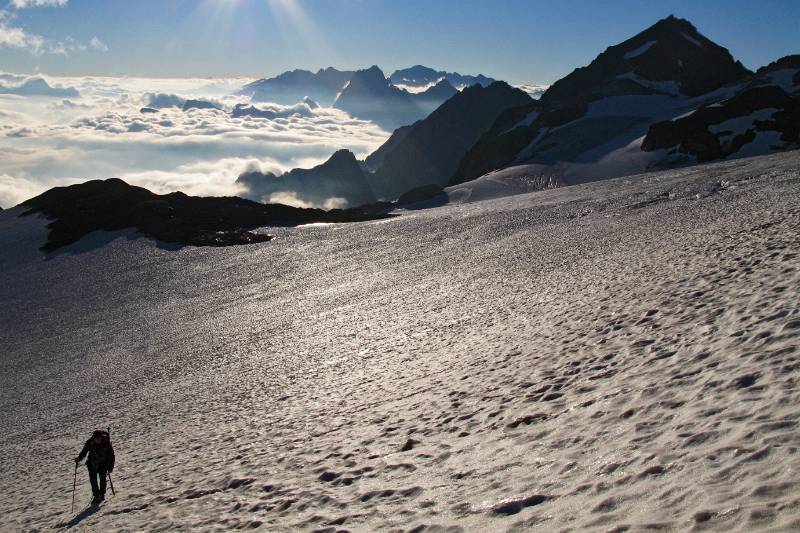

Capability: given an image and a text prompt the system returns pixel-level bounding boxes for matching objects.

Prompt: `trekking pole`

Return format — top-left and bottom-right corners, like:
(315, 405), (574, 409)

(106, 426), (116, 497)
(71, 464), (77, 513)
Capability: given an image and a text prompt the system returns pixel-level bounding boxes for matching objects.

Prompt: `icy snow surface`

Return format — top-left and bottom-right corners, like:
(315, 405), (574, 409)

(1, 151), (800, 531)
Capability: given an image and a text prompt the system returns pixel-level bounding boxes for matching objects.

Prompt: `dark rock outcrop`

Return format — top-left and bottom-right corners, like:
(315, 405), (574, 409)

(238, 149), (377, 208)
(21, 178), (391, 252)
(367, 81), (532, 199)
(641, 85), (800, 161)
(139, 107), (159, 114)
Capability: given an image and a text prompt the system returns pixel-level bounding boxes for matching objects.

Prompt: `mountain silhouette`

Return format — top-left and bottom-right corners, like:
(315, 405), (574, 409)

(366, 81), (532, 199)
(238, 149), (377, 208)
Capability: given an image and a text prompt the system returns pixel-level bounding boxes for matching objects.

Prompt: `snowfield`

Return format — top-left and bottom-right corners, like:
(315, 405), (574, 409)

(1, 151), (799, 531)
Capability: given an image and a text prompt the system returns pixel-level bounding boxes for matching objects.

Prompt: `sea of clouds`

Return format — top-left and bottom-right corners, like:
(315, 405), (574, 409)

(0, 73), (390, 208)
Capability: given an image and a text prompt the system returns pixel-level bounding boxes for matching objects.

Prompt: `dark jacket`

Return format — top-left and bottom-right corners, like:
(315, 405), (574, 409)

(77, 432), (115, 472)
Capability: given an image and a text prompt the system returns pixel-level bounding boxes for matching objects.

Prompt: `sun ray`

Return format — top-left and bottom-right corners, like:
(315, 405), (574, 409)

(266, 0), (340, 68)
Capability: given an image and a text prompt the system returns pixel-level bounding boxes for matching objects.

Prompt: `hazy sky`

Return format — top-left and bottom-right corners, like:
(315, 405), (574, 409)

(1, 0), (798, 84)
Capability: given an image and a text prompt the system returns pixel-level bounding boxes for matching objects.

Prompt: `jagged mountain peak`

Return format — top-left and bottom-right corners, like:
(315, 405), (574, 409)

(324, 148), (360, 167)
(350, 66), (390, 87)
(541, 15), (750, 104)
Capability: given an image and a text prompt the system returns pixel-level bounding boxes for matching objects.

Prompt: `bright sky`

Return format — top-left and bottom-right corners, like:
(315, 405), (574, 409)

(0, 0), (798, 84)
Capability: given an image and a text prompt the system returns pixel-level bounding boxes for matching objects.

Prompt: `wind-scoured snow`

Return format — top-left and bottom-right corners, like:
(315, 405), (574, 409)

(1, 151), (799, 531)
(623, 40), (657, 60)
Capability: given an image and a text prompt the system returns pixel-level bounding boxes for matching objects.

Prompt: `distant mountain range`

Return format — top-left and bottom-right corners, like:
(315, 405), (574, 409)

(240, 67), (354, 106)
(239, 64), (495, 130)
(388, 65), (495, 91)
(237, 16), (799, 209)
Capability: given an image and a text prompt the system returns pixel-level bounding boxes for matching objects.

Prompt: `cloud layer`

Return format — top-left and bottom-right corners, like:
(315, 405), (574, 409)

(0, 74), (389, 208)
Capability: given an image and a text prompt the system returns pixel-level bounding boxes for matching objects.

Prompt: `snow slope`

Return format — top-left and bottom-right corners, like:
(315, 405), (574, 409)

(1, 151), (799, 531)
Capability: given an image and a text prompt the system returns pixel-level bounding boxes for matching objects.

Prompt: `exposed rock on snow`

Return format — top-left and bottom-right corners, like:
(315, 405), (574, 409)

(20, 177), (390, 251)
(1, 151), (799, 531)
(642, 85), (800, 161)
